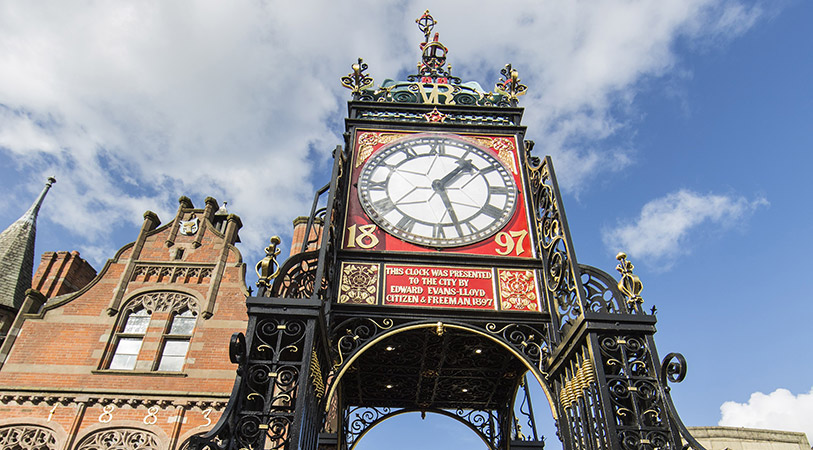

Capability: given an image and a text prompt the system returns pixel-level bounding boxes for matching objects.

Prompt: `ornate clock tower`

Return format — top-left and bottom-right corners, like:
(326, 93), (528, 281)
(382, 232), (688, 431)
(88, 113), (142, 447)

(194, 11), (703, 450)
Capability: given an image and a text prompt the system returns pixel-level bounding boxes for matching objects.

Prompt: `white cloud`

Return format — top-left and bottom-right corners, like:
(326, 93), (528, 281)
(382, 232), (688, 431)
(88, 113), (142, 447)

(719, 387), (813, 443)
(0, 1), (767, 266)
(603, 190), (767, 267)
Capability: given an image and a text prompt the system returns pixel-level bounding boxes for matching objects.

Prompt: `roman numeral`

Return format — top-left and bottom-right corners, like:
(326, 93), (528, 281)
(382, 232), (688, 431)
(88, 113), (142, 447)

(489, 186), (509, 195)
(403, 146), (418, 158)
(463, 222), (478, 234)
(366, 180), (387, 191)
(372, 198), (396, 214)
(480, 204), (504, 219)
(432, 225), (446, 239)
(396, 216), (416, 232)
(429, 142), (446, 155)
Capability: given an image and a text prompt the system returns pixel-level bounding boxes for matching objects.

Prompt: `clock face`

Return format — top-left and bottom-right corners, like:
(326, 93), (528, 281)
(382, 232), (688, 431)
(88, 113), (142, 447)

(357, 134), (518, 247)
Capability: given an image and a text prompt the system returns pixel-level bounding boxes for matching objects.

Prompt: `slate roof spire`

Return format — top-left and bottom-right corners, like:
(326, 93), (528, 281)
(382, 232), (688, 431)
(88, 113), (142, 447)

(0, 177), (56, 311)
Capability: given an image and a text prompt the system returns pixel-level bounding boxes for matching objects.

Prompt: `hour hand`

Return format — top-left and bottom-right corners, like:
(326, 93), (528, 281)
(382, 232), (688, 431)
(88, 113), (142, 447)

(433, 159), (474, 190)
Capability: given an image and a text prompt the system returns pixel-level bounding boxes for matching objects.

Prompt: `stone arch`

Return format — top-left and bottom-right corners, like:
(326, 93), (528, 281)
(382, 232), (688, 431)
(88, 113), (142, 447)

(73, 427), (160, 450)
(0, 424), (59, 450)
(121, 290), (201, 316)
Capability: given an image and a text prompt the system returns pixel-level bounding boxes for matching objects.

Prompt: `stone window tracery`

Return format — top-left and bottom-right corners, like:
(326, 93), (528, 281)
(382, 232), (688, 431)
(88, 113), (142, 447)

(74, 428), (159, 450)
(0, 425), (57, 450)
(105, 291), (199, 372)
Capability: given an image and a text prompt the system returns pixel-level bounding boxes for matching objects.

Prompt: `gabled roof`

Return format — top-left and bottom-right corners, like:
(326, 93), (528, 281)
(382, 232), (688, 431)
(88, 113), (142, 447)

(0, 177), (56, 311)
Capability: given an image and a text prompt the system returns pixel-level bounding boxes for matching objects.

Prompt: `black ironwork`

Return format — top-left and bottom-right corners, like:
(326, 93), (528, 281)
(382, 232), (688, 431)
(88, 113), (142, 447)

(342, 406), (501, 450)
(526, 151), (587, 337)
(197, 13), (705, 450)
(514, 375), (540, 441)
(659, 353), (708, 450)
(580, 264), (628, 315)
(269, 251), (318, 299)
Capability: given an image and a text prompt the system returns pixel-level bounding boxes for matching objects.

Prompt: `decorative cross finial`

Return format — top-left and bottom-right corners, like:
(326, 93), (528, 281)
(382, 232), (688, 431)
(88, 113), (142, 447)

(256, 236), (282, 289)
(416, 10), (437, 43)
(340, 58), (374, 99)
(615, 252), (644, 310)
(496, 64), (528, 106)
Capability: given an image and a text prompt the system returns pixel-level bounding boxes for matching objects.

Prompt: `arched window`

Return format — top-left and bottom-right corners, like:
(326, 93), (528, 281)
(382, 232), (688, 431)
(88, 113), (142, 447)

(104, 291), (199, 372)
(109, 307), (151, 370)
(157, 308), (196, 372)
(0, 425), (57, 450)
(74, 428), (159, 450)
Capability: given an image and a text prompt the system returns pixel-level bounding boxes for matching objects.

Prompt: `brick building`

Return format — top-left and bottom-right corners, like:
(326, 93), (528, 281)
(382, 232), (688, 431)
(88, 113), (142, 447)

(0, 193), (249, 450)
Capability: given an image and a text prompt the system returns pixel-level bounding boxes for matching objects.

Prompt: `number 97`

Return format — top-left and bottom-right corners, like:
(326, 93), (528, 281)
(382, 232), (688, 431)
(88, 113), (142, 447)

(495, 230), (528, 256)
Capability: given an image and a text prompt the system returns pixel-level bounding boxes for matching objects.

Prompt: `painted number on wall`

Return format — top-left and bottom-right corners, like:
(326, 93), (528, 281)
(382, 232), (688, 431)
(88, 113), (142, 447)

(494, 230), (528, 256)
(346, 224), (379, 249)
(99, 405), (115, 423)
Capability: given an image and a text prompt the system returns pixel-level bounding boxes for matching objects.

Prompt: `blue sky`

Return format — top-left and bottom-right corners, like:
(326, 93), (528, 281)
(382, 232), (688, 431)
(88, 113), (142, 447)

(1, 0), (811, 447)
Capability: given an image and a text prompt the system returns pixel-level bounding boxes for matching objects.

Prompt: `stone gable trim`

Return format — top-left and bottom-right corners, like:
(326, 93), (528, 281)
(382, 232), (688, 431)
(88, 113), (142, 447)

(130, 263), (215, 284)
(35, 257), (116, 315)
(0, 390), (229, 410)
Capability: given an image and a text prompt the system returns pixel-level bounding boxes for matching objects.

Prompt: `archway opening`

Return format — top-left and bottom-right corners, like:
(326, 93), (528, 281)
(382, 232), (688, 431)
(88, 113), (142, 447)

(353, 412), (488, 450)
(328, 322), (558, 450)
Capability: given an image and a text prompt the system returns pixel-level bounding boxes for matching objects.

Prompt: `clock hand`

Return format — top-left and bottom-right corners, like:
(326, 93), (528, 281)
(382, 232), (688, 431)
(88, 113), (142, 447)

(435, 185), (464, 236)
(433, 159), (475, 189)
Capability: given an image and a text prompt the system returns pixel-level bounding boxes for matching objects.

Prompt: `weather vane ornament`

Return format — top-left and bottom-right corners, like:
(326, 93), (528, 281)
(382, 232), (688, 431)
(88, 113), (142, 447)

(615, 252), (644, 309)
(256, 236), (282, 289)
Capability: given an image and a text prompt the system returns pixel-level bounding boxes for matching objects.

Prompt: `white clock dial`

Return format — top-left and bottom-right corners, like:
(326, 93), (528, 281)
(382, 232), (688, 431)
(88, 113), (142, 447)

(357, 134), (517, 247)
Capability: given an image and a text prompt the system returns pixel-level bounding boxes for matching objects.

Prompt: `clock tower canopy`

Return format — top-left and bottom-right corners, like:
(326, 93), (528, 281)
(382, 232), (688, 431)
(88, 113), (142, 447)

(341, 10), (528, 109)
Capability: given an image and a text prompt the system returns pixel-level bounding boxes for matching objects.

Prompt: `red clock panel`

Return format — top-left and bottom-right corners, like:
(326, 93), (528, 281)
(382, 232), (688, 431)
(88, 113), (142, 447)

(342, 130), (535, 259)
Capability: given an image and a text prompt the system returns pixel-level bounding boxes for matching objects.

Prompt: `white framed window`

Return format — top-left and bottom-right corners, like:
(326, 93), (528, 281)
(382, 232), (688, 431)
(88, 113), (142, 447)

(157, 309), (196, 371)
(104, 291), (199, 372)
(109, 307), (151, 370)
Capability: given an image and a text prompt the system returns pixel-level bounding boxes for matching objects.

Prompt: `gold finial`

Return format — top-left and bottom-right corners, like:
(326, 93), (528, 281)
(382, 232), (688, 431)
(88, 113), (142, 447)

(496, 64), (528, 106)
(416, 10), (437, 43)
(256, 236), (282, 289)
(340, 58), (374, 99)
(615, 252), (644, 310)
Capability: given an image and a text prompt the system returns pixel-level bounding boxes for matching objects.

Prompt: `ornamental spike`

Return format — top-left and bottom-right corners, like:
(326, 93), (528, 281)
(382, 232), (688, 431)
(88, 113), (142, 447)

(340, 58), (374, 99)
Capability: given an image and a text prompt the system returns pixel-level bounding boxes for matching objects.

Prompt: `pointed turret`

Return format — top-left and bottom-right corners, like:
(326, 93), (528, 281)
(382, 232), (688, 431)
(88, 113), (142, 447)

(0, 177), (56, 313)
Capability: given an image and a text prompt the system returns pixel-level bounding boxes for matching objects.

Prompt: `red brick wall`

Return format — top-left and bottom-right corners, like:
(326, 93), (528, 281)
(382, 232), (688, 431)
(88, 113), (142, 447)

(0, 199), (249, 450)
(32, 251), (97, 298)
(289, 216), (323, 256)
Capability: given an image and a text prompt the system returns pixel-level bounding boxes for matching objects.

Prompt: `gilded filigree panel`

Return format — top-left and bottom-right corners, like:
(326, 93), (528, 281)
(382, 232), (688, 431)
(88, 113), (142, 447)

(498, 269), (540, 312)
(338, 262), (380, 304)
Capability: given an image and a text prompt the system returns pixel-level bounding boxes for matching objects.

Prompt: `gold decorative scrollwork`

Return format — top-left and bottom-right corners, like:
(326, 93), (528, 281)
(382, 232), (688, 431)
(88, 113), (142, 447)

(338, 262), (379, 304)
(616, 252), (644, 309)
(309, 349), (325, 399)
(355, 132), (405, 168)
(459, 136), (518, 174)
(256, 236), (282, 289)
(341, 58), (374, 95)
(498, 269), (538, 311)
(495, 63), (528, 105)
(333, 318), (393, 370)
